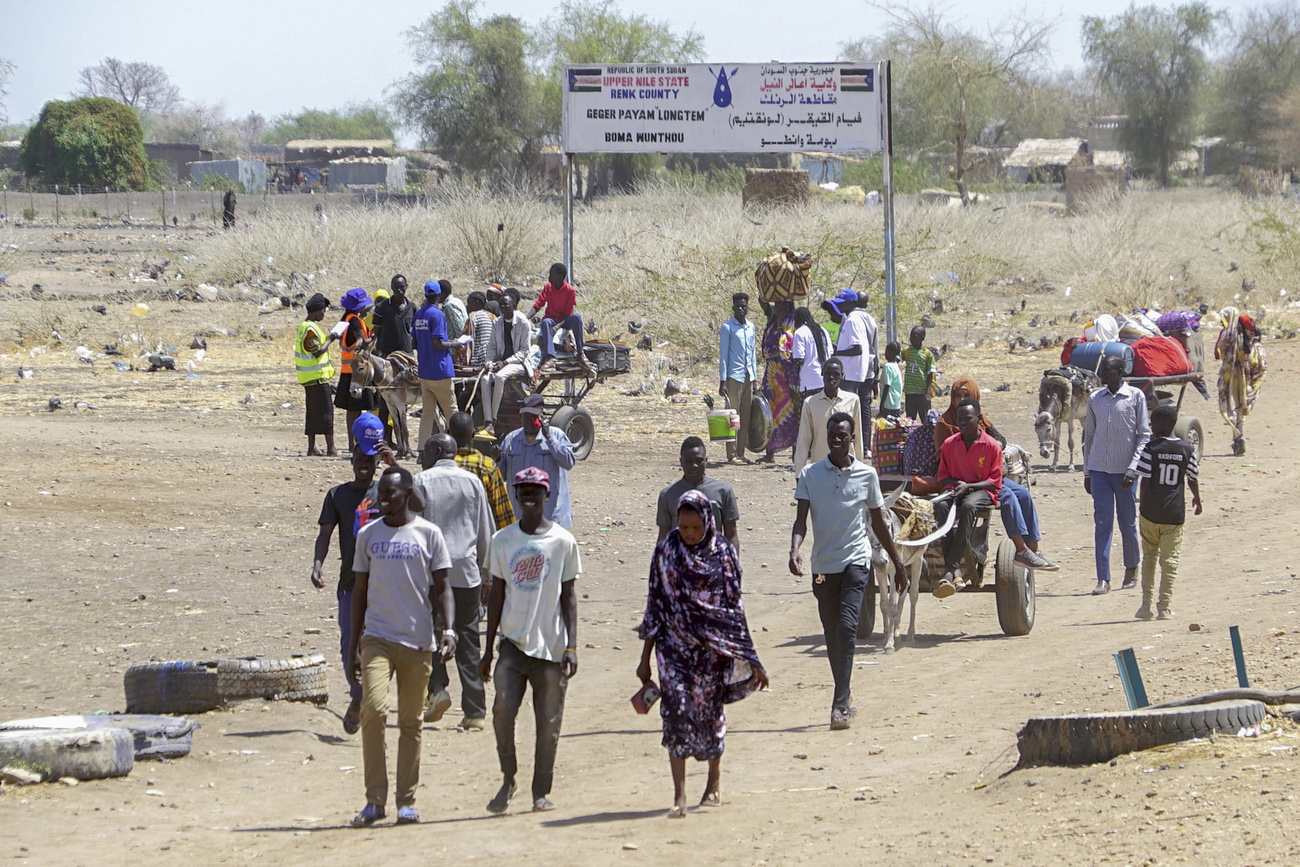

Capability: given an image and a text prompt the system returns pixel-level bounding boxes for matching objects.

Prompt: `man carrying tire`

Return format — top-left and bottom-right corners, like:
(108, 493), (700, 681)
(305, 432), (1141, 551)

(789, 411), (906, 731)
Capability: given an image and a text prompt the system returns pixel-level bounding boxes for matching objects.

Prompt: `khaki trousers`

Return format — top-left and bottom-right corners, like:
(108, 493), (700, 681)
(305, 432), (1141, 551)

(724, 380), (753, 460)
(1139, 516), (1183, 612)
(418, 377), (456, 450)
(359, 635), (433, 809)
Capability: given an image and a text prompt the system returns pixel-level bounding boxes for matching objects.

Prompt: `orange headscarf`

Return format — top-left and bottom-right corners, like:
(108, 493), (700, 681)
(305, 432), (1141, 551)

(933, 377), (996, 450)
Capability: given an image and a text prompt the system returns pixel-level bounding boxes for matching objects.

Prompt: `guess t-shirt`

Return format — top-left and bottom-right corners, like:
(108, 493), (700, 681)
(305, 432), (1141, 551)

(1136, 436), (1198, 525)
(353, 516), (451, 651)
(488, 523), (581, 662)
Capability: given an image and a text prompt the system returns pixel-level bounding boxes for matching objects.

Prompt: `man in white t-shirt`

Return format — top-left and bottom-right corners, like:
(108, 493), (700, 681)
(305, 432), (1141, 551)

(480, 466), (581, 815)
(348, 466), (456, 827)
(831, 288), (879, 436)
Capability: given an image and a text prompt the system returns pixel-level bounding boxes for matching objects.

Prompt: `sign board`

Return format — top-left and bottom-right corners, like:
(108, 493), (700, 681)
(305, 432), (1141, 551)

(562, 62), (884, 154)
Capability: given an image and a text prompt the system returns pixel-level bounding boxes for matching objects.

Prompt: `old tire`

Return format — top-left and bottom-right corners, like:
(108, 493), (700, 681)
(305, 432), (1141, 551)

(217, 655), (329, 705)
(747, 394), (773, 454)
(1173, 416), (1204, 464)
(124, 660), (220, 714)
(0, 715), (199, 760)
(550, 405), (595, 461)
(856, 584), (877, 640)
(0, 727), (134, 781)
(995, 539), (1035, 636)
(1017, 699), (1267, 767)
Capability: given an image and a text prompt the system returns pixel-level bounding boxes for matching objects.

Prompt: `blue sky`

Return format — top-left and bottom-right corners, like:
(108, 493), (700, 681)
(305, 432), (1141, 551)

(2, 0), (1258, 129)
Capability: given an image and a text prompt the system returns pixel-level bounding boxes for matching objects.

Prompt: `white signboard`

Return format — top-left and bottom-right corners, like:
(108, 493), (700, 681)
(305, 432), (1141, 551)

(562, 62), (884, 154)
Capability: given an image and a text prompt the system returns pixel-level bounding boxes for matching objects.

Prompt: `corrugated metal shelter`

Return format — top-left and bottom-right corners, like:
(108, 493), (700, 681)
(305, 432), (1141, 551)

(284, 139), (393, 164)
(328, 156), (406, 190)
(188, 159), (266, 192)
(1004, 138), (1087, 183)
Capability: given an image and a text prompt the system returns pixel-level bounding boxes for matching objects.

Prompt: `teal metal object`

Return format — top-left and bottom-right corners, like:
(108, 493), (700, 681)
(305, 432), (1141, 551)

(1230, 625), (1251, 688)
(1114, 647), (1149, 710)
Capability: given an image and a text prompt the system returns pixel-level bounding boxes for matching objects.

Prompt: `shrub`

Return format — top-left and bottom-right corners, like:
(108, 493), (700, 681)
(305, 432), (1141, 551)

(19, 97), (149, 190)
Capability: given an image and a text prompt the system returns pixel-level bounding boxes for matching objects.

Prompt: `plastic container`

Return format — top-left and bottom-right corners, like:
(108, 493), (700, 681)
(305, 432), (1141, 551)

(1068, 340), (1134, 375)
(707, 408), (740, 442)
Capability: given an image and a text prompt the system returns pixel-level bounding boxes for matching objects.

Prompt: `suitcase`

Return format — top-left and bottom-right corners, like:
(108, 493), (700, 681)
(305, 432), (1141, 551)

(583, 339), (631, 373)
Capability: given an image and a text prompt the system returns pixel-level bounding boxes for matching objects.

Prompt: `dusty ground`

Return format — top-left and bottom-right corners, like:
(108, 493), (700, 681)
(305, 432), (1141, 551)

(0, 224), (1298, 866)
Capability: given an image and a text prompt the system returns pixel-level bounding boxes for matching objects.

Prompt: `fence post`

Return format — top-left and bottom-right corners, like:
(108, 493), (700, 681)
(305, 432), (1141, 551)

(126, 189), (130, 221)
(105, 186), (110, 220)
(54, 185), (59, 224)
(161, 190), (166, 232)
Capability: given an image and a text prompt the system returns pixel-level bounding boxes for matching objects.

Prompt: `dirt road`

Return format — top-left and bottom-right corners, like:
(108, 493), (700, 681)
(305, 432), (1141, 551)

(0, 276), (1297, 864)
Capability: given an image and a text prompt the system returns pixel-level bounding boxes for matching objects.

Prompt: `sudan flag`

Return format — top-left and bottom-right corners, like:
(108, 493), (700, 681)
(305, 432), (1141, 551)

(840, 68), (874, 92)
(569, 68), (602, 93)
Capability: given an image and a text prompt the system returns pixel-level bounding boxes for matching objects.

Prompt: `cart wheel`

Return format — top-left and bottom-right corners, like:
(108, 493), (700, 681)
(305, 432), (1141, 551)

(994, 539), (1035, 636)
(856, 584), (877, 640)
(1173, 416), (1204, 464)
(550, 405), (595, 461)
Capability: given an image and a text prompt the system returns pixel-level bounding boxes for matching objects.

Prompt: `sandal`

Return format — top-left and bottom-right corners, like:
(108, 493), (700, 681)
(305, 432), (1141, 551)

(396, 806), (419, 825)
(667, 805), (688, 819)
(699, 791), (721, 808)
(342, 698), (361, 735)
(350, 804), (385, 827)
(933, 573), (957, 599)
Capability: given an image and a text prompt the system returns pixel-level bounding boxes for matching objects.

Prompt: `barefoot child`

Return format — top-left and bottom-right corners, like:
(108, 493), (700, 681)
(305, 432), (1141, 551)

(901, 325), (936, 420)
(879, 341), (903, 421)
(347, 466), (456, 827)
(1134, 405), (1202, 620)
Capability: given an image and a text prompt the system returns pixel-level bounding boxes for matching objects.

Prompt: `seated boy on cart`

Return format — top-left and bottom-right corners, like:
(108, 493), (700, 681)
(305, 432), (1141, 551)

(931, 398), (1003, 599)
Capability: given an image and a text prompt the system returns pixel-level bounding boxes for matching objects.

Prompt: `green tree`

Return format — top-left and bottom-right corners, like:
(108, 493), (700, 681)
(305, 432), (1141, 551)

(536, 1), (704, 191)
(1084, 3), (1221, 187)
(842, 3), (1053, 204)
(0, 56), (15, 125)
(19, 97), (149, 189)
(1212, 2), (1300, 165)
(262, 103), (396, 145)
(393, 0), (542, 178)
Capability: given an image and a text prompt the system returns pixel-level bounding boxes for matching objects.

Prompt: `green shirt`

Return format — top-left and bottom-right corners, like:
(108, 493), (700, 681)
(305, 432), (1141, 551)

(902, 346), (936, 395)
(880, 361), (903, 410)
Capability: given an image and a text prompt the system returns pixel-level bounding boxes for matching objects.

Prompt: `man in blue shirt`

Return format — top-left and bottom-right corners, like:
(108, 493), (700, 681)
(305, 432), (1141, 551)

(498, 395), (577, 528)
(413, 281), (464, 449)
(718, 292), (758, 464)
(789, 411), (906, 731)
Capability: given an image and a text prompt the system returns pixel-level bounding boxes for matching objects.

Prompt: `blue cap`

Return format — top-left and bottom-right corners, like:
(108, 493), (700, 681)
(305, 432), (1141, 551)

(352, 412), (385, 456)
(833, 288), (859, 304)
(341, 288), (372, 312)
(424, 280), (441, 297)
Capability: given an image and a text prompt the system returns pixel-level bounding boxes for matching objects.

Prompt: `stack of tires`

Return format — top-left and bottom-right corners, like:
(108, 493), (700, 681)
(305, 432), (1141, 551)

(0, 715), (200, 782)
(123, 654), (329, 714)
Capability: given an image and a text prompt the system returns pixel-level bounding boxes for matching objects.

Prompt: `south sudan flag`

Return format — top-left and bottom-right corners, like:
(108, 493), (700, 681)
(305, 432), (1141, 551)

(840, 68), (874, 92)
(569, 67), (602, 93)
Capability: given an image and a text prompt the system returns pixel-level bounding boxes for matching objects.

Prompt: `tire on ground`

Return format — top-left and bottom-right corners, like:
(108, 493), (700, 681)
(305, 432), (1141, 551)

(1017, 699), (1267, 767)
(124, 660), (220, 714)
(217, 654), (329, 705)
(0, 714), (200, 760)
(0, 727), (134, 781)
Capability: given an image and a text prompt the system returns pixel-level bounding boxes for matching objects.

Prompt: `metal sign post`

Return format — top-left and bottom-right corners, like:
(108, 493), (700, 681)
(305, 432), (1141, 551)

(880, 61), (897, 344)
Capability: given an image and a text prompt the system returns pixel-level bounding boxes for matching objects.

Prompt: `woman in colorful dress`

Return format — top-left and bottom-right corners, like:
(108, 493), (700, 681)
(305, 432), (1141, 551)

(1215, 306), (1267, 456)
(756, 298), (799, 462)
(636, 490), (767, 818)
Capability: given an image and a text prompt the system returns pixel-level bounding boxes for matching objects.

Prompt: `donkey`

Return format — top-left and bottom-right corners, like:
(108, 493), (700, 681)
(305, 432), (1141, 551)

(351, 349), (422, 458)
(1033, 367), (1096, 471)
(870, 488), (957, 653)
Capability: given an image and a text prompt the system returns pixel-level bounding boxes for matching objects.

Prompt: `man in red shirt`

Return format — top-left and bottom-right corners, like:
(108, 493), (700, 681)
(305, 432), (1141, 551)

(530, 263), (589, 371)
(932, 398), (1002, 598)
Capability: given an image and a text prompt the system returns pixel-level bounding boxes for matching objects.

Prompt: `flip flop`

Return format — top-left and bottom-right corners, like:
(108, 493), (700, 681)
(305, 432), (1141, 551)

(667, 805), (687, 819)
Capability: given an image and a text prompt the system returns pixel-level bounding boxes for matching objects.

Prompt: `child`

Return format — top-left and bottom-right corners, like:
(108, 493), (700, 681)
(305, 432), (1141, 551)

(1134, 406), (1202, 620)
(901, 325), (937, 420)
(348, 466), (456, 827)
(879, 341), (903, 421)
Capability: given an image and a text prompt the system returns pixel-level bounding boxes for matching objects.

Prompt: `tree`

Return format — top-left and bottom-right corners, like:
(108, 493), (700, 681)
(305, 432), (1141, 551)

(843, 4), (1054, 204)
(262, 103), (396, 145)
(75, 58), (180, 114)
(146, 101), (242, 157)
(393, 1), (542, 178)
(1083, 3), (1221, 187)
(19, 97), (149, 188)
(535, 1), (705, 190)
(0, 56), (15, 125)
(1212, 2), (1300, 165)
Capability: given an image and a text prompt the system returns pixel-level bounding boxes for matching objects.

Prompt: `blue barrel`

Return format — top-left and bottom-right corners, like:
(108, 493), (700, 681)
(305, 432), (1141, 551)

(1068, 340), (1134, 375)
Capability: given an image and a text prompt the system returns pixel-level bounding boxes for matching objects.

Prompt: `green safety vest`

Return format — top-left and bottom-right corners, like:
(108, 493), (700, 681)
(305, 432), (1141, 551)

(295, 320), (334, 384)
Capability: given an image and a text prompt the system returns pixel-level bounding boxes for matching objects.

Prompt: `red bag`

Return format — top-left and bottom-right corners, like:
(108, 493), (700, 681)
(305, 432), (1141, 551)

(1061, 336), (1084, 366)
(1130, 335), (1191, 377)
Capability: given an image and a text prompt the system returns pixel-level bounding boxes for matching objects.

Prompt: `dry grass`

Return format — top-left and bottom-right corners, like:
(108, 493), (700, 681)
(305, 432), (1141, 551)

(186, 184), (1300, 360)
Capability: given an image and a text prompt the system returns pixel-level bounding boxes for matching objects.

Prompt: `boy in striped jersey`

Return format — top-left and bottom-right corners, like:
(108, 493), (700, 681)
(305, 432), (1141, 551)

(1134, 406), (1202, 620)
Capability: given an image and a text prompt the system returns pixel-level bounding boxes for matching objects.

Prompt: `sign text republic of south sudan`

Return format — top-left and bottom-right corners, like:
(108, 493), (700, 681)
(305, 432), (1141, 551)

(561, 62), (885, 154)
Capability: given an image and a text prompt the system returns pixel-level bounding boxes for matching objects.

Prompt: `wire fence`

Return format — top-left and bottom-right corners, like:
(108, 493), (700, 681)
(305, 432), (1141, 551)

(0, 184), (440, 228)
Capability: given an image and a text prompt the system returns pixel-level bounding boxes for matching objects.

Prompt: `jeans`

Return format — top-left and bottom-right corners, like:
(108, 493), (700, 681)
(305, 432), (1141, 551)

(537, 315), (584, 361)
(998, 479), (1039, 545)
(1090, 471), (1139, 583)
(427, 585), (485, 718)
(337, 589), (361, 701)
(1140, 516), (1183, 611)
(359, 635), (433, 809)
(904, 393), (931, 420)
(934, 489), (994, 571)
(811, 563), (870, 712)
(856, 378), (875, 438)
(492, 639), (567, 800)
(723, 379), (753, 460)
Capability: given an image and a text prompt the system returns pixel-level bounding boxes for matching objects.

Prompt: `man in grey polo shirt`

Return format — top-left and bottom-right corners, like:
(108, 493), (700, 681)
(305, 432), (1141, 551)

(415, 433), (494, 730)
(790, 411), (907, 731)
